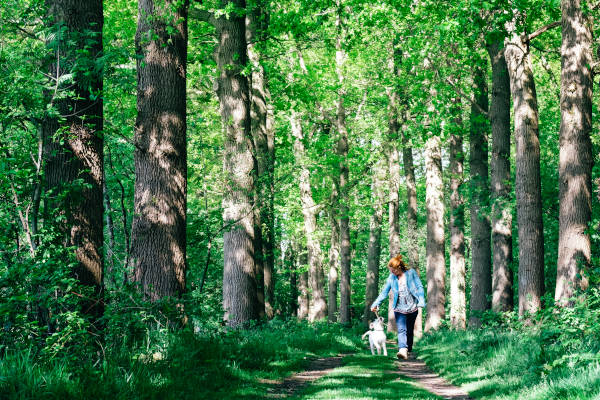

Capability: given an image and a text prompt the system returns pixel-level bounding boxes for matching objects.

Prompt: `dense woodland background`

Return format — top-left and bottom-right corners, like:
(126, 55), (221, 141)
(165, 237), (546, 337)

(1, 0), (600, 398)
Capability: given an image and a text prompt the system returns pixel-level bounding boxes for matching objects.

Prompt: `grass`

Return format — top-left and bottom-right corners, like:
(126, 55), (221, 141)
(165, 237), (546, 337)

(0, 319), (364, 400)
(7, 316), (600, 399)
(417, 328), (600, 400)
(291, 353), (441, 400)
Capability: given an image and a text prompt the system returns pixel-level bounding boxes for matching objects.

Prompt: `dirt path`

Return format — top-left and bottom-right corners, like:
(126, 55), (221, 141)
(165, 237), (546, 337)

(395, 355), (473, 400)
(264, 353), (472, 399)
(263, 355), (345, 398)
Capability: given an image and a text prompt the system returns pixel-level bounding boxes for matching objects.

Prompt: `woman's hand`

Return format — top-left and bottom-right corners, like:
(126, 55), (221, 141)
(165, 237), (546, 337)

(371, 306), (378, 312)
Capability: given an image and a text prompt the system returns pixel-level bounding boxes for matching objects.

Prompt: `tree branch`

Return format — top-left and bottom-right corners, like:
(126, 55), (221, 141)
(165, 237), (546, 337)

(189, 7), (214, 23)
(528, 21), (560, 41)
(443, 75), (489, 118)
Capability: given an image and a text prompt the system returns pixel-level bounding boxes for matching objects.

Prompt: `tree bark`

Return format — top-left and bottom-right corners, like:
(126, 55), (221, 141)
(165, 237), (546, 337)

(505, 17), (545, 315)
(385, 43), (402, 333)
(487, 39), (514, 312)
(328, 189), (340, 322)
(336, 2), (351, 324)
(213, 0), (259, 327)
(247, 0), (275, 318)
(363, 161), (384, 326)
(555, 0), (593, 305)
(132, 0), (188, 307)
(401, 127), (419, 268)
(449, 97), (466, 330)
(103, 180), (116, 287)
(297, 249), (309, 320)
(291, 110), (327, 321)
(44, 0), (104, 323)
(469, 61), (492, 327)
(424, 135), (445, 332)
(386, 90), (401, 259)
(287, 243), (298, 317)
(401, 113), (422, 337)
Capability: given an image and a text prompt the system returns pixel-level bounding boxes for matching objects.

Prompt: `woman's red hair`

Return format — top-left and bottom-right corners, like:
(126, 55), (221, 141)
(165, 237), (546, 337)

(388, 254), (410, 272)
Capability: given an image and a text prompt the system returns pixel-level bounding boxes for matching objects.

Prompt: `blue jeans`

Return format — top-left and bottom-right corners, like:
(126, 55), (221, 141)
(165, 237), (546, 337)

(394, 310), (418, 351)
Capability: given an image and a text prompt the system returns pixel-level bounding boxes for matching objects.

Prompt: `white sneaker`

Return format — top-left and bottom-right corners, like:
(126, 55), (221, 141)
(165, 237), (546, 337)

(396, 348), (408, 360)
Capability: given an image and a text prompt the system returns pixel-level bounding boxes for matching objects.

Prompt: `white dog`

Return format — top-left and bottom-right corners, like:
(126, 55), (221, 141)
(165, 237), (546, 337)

(361, 316), (388, 356)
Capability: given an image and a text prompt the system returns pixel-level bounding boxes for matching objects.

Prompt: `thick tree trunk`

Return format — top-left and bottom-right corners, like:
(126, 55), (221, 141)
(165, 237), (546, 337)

(487, 39), (514, 312)
(336, 4), (351, 324)
(265, 100), (276, 317)
(449, 97), (466, 330)
(424, 135), (445, 332)
(247, 1), (275, 319)
(468, 62), (492, 327)
(44, 0), (104, 323)
(213, 0), (258, 326)
(505, 20), (545, 316)
(555, 0), (593, 305)
(363, 162), (384, 326)
(132, 0), (188, 306)
(291, 110), (327, 321)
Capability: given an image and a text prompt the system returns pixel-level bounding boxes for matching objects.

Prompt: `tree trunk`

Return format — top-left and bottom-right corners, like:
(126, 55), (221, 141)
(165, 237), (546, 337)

(363, 161), (384, 326)
(291, 110), (327, 321)
(265, 99), (276, 318)
(297, 249), (309, 320)
(132, 0), (188, 307)
(424, 135), (445, 332)
(287, 244), (298, 317)
(385, 44), (401, 333)
(449, 97), (466, 330)
(103, 180), (116, 287)
(44, 0), (104, 323)
(247, 0), (275, 318)
(505, 19), (545, 316)
(386, 91), (401, 259)
(213, 0), (258, 326)
(386, 107), (401, 333)
(487, 39), (514, 312)
(469, 61), (492, 327)
(328, 191), (340, 322)
(336, 3), (351, 324)
(401, 127), (419, 268)
(555, 0), (593, 305)
(401, 115), (422, 337)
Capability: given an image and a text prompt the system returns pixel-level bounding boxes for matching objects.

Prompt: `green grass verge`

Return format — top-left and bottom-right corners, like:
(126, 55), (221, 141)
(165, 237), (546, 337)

(0, 319), (363, 400)
(418, 329), (600, 400)
(291, 353), (441, 400)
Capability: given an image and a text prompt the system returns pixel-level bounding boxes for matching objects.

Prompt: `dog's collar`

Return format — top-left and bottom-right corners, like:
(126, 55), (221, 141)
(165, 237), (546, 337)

(372, 327), (385, 331)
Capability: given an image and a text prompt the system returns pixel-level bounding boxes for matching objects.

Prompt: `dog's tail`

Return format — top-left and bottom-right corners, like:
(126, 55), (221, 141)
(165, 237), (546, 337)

(361, 331), (370, 340)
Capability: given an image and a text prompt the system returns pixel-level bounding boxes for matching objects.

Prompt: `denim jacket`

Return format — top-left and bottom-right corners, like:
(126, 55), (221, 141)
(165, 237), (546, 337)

(370, 269), (426, 310)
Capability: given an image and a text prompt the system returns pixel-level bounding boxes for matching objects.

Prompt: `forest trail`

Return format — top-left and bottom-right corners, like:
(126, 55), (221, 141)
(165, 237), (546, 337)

(264, 352), (472, 399)
(395, 356), (472, 399)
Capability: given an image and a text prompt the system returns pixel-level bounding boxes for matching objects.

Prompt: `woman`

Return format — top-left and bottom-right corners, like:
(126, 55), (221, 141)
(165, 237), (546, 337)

(370, 254), (425, 359)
